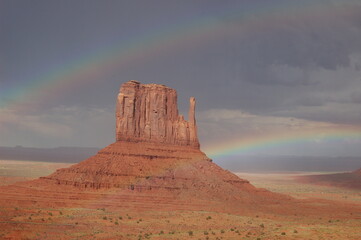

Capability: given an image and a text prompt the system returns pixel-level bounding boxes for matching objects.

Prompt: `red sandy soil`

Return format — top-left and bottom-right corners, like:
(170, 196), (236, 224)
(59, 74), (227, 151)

(296, 168), (361, 190)
(0, 176), (32, 186)
(0, 142), (361, 239)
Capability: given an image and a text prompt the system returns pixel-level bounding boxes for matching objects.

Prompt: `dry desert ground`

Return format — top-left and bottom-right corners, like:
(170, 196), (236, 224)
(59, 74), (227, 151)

(0, 160), (360, 240)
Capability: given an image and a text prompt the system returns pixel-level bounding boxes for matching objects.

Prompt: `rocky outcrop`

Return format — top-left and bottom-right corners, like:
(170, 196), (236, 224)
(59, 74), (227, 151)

(38, 81), (265, 195)
(116, 80), (199, 148)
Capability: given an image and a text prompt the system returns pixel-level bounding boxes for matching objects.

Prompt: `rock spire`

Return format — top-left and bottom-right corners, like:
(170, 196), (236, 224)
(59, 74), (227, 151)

(116, 80), (199, 148)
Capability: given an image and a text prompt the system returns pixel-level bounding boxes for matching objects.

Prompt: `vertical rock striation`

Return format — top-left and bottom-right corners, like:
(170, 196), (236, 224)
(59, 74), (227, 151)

(116, 80), (200, 148)
(188, 97), (199, 146)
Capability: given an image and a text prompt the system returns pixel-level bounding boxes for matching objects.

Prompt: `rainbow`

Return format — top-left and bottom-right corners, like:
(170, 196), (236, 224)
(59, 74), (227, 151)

(204, 125), (361, 158)
(1, 1), (357, 111)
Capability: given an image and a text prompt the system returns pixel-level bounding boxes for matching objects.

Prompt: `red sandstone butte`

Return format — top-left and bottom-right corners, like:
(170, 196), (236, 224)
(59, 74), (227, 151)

(0, 81), (293, 213)
(116, 80), (199, 147)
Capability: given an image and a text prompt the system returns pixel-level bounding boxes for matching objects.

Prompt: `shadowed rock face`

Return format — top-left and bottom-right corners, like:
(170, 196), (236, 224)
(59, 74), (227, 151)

(116, 80), (199, 148)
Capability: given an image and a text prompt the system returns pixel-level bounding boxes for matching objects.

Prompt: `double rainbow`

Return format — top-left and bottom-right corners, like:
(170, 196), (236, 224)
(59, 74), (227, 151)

(2, 1), (360, 157)
(2, 1), (356, 110)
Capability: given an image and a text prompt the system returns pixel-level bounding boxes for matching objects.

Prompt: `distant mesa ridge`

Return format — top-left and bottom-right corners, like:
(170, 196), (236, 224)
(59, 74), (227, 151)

(116, 80), (199, 148)
(297, 167), (361, 190)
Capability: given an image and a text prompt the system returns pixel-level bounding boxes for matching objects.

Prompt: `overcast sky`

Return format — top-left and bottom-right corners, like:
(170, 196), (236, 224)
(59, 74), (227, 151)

(1, 0), (361, 158)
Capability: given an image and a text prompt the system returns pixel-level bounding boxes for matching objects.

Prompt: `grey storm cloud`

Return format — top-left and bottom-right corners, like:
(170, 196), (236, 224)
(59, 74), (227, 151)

(1, 0), (361, 151)
(218, 4), (361, 86)
(351, 92), (361, 103)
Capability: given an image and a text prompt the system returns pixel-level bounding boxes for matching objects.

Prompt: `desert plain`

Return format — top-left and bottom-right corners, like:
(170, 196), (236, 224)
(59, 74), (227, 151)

(0, 159), (360, 240)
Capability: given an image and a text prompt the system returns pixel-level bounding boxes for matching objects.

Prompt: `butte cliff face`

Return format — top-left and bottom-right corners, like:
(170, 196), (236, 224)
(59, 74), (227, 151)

(116, 80), (199, 148)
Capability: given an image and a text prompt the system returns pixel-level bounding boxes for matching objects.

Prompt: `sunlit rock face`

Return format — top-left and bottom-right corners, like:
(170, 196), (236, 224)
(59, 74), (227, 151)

(116, 80), (199, 148)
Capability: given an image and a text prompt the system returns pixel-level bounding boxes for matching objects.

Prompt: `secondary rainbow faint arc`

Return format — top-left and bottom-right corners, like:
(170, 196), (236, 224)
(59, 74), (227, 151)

(1, 1), (350, 111)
